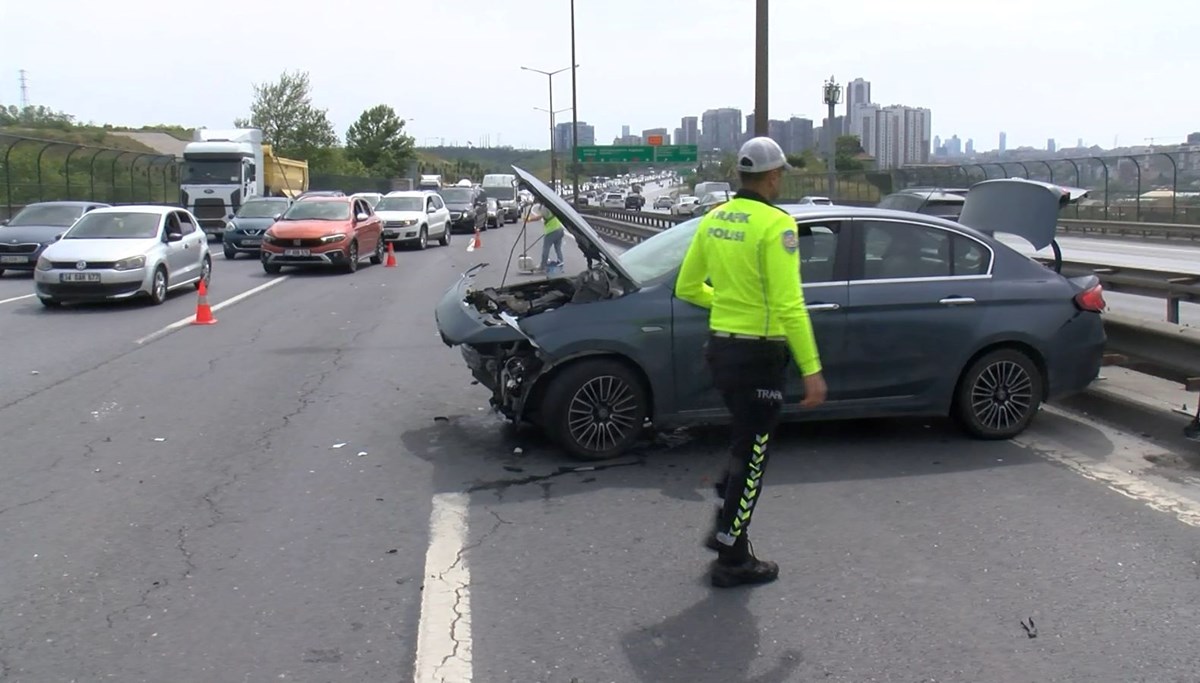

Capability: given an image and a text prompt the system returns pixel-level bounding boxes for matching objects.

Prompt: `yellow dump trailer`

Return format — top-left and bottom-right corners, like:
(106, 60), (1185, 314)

(262, 144), (309, 198)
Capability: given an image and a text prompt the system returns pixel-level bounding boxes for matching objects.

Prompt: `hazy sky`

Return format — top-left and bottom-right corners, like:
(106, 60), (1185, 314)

(2, 0), (1196, 151)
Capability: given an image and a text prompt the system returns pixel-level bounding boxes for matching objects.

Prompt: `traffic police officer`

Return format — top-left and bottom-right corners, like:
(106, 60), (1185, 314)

(675, 136), (828, 588)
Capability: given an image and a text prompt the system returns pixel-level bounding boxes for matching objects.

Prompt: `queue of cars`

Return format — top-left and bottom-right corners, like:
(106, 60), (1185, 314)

(437, 166), (1106, 460)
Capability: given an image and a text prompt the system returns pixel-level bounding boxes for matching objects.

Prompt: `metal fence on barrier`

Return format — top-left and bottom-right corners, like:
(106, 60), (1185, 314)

(773, 150), (1200, 223)
(1, 133), (180, 219)
(1, 133), (413, 219)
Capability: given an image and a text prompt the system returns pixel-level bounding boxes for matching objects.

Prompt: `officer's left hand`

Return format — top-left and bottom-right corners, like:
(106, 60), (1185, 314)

(800, 372), (827, 408)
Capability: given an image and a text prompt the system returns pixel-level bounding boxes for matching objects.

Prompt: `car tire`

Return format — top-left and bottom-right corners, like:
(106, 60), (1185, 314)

(370, 238), (385, 265)
(224, 247), (236, 260)
(953, 348), (1043, 440)
(39, 297), (60, 308)
(418, 227), (428, 250)
(195, 255), (211, 289)
(263, 261), (281, 275)
(541, 358), (649, 460)
(343, 241), (359, 274)
(437, 225), (449, 247)
(148, 266), (168, 306)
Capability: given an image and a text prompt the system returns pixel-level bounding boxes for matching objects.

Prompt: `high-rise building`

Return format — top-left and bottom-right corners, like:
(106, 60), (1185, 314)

(1188, 132), (1200, 145)
(1077, 137), (1084, 148)
(934, 135), (942, 152)
(768, 120), (789, 153)
(853, 103), (881, 157)
(999, 131), (1007, 153)
(700, 107), (743, 153)
(966, 138), (975, 155)
(621, 125), (630, 138)
(1047, 138), (1057, 153)
(846, 78), (871, 139)
(674, 127), (684, 147)
(642, 128), (670, 144)
(787, 117), (815, 153)
(553, 121), (594, 153)
(946, 134), (962, 157)
(858, 105), (931, 169)
(680, 116), (699, 145)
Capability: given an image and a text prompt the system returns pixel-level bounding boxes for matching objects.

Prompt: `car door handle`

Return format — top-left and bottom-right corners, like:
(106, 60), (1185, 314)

(806, 303), (840, 311)
(938, 296), (976, 306)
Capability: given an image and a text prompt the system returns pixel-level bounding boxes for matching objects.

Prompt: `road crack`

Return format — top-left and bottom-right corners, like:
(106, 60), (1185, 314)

(466, 459), (645, 495)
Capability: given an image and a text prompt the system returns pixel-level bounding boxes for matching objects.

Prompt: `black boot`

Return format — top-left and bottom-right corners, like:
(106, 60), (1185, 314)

(710, 540), (779, 588)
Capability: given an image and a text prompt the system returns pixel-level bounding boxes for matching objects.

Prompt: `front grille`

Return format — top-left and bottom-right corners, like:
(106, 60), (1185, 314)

(48, 261), (117, 270)
(242, 229), (263, 236)
(39, 281), (141, 297)
(193, 199), (227, 220)
(278, 238), (329, 248)
(0, 243), (39, 254)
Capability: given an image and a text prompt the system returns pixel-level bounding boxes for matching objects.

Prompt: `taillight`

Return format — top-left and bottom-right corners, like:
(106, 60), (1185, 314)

(1074, 283), (1106, 312)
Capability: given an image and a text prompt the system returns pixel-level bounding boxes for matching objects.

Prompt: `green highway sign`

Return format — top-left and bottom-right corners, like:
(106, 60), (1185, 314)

(576, 145), (654, 163)
(575, 144), (698, 164)
(654, 144), (698, 163)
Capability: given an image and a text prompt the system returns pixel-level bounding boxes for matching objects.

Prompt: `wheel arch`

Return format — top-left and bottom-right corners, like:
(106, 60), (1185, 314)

(951, 339), (1049, 411)
(523, 350), (655, 424)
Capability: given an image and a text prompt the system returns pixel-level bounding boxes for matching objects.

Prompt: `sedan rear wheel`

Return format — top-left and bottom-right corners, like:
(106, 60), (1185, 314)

(194, 256), (211, 289)
(542, 359), (648, 460)
(954, 348), (1042, 439)
(370, 237), (385, 265)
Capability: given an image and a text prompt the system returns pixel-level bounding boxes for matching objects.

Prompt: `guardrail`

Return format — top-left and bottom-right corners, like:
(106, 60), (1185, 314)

(581, 206), (1200, 390)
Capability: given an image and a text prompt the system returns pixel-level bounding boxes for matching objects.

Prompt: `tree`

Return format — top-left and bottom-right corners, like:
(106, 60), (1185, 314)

(345, 105), (415, 179)
(0, 104), (75, 129)
(234, 70), (337, 169)
(834, 134), (866, 171)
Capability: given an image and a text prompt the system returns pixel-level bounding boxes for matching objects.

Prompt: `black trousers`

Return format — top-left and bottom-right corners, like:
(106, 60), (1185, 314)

(705, 335), (790, 560)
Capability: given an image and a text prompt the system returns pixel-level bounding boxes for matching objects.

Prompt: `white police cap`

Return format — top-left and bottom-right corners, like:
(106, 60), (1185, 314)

(736, 137), (792, 173)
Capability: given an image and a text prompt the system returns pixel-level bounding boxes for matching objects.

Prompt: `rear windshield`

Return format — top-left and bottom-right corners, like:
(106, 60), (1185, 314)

(439, 188), (473, 203)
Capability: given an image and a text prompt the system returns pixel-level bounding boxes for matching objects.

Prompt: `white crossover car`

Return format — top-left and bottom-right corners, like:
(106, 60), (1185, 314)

(375, 191), (451, 250)
(35, 206), (212, 308)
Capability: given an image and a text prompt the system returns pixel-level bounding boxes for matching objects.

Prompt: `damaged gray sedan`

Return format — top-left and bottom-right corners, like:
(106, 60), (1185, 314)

(435, 167), (1107, 460)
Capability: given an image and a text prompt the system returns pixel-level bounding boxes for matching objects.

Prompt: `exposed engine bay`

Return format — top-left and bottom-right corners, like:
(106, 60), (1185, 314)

(464, 267), (626, 317)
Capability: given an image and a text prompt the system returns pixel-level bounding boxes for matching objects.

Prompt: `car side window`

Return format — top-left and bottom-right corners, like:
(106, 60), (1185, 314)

(952, 235), (990, 275)
(795, 221), (841, 284)
(165, 212), (182, 235)
(176, 212), (197, 235)
(859, 221), (952, 280)
(432, 196), (445, 210)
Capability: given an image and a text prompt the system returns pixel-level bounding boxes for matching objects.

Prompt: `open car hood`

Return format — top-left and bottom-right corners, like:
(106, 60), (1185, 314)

(958, 178), (1088, 251)
(510, 166), (637, 286)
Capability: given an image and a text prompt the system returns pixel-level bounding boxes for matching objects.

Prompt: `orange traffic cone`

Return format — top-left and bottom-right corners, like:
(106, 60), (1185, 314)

(385, 241), (397, 267)
(192, 279), (217, 325)
(466, 227), (482, 253)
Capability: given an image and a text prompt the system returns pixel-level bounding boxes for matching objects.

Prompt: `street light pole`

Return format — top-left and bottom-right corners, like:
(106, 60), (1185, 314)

(521, 64), (577, 190)
(754, 0), (768, 137)
(535, 106), (573, 189)
(822, 76), (842, 200)
(570, 0), (580, 204)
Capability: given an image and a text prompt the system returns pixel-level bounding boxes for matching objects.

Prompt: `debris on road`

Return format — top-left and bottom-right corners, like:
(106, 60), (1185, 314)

(1021, 617), (1038, 638)
(153, 437), (166, 442)
(503, 465), (525, 473)
(433, 416), (449, 423)
(30, 370), (39, 375)
(357, 451), (368, 457)
(331, 442), (347, 449)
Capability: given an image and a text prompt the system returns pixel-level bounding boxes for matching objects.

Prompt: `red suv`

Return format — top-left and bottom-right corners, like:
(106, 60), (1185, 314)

(261, 196), (384, 274)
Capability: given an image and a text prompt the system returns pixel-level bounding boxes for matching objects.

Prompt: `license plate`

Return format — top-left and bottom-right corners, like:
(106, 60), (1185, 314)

(241, 239), (261, 246)
(0, 255), (28, 264)
(60, 272), (101, 283)
(284, 249), (310, 257)
(383, 231), (397, 238)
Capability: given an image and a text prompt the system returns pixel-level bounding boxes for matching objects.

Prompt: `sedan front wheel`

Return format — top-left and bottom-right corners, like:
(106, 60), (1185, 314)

(954, 348), (1043, 439)
(542, 358), (649, 460)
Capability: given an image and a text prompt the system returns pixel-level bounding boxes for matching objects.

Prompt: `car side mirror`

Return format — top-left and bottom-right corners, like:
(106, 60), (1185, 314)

(166, 232), (183, 242)
(273, 213), (283, 221)
(356, 213), (369, 222)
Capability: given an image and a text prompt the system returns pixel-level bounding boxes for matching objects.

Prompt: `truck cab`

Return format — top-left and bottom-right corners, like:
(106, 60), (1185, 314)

(180, 129), (265, 239)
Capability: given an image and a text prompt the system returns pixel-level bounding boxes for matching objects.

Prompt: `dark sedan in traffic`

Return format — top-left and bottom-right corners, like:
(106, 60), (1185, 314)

(0, 201), (110, 275)
(222, 196), (292, 259)
(436, 167), (1106, 460)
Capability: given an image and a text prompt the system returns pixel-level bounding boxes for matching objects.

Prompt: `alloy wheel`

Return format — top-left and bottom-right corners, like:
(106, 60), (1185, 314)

(567, 375), (640, 454)
(970, 360), (1034, 431)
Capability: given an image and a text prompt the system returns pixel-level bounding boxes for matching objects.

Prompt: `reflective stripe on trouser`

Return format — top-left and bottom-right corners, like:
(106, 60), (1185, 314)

(706, 336), (789, 556)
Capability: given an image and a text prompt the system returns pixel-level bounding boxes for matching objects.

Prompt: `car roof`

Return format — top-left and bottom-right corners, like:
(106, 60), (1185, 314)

(86, 205), (178, 215)
(298, 196), (351, 203)
(776, 204), (976, 233)
(25, 200), (106, 208)
(384, 190), (431, 197)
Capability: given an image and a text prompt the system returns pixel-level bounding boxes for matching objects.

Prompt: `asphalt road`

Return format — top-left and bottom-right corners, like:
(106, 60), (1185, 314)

(3, 220), (1200, 681)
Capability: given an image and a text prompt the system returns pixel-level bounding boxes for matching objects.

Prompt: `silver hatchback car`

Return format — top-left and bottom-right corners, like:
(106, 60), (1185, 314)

(35, 206), (212, 307)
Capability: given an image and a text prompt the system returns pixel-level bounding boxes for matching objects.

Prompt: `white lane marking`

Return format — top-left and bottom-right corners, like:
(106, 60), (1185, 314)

(0, 293), (35, 306)
(414, 492), (472, 683)
(1017, 405), (1200, 528)
(134, 276), (290, 345)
